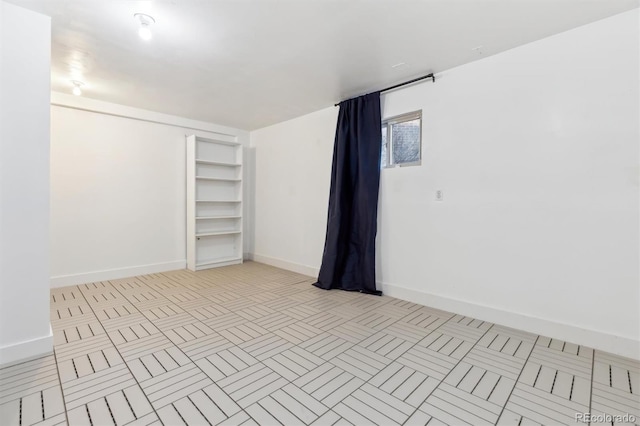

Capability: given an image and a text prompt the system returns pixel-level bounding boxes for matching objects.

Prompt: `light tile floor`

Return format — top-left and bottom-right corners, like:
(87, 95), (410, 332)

(1, 262), (638, 425)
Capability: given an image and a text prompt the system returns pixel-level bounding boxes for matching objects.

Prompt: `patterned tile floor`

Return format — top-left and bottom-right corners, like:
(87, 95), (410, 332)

(1, 262), (638, 425)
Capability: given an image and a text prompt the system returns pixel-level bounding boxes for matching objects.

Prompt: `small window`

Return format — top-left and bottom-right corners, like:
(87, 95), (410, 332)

(381, 111), (422, 168)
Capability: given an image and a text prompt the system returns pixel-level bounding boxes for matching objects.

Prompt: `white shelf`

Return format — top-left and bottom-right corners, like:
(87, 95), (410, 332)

(196, 159), (241, 167)
(196, 216), (241, 220)
(196, 231), (241, 237)
(196, 176), (241, 182)
(196, 256), (242, 269)
(194, 136), (241, 146)
(195, 200), (241, 203)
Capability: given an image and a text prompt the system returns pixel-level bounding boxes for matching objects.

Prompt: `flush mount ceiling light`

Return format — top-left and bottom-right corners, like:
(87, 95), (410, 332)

(134, 13), (155, 41)
(71, 80), (84, 96)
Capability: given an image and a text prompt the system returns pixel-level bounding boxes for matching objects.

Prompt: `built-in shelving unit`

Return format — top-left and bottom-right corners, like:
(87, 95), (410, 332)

(186, 135), (243, 271)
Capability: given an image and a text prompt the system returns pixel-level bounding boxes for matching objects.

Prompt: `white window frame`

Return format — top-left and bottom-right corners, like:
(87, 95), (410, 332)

(382, 110), (422, 168)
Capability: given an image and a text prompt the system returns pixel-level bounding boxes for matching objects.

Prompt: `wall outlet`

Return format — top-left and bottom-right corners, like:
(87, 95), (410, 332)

(435, 190), (444, 201)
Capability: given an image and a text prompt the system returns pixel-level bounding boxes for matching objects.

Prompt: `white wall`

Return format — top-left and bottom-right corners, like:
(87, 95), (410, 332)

(50, 94), (250, 287)
(0, 2), (53, 366)
(250, 10), (640, 359)
(251, 107), (337, 275)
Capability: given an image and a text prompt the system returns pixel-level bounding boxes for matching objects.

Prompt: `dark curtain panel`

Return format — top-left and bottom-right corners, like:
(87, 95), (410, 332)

(313, 92), (382, 295)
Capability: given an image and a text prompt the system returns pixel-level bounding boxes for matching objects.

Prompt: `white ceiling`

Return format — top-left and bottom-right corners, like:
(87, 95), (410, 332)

(9, 0), (639, 130)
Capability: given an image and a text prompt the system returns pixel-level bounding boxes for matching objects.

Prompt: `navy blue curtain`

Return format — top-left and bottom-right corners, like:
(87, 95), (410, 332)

(313, 92), (382, 295)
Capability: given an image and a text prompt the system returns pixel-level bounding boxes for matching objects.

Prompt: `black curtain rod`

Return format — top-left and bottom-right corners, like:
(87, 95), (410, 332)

(334, 73), (435, 107)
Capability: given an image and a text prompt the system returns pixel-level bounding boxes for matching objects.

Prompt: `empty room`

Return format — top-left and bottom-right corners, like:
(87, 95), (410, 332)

(1, 0), (638, 425)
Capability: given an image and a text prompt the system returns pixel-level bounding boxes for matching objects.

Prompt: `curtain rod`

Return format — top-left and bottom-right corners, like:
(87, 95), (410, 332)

(334, 73), (435, 107)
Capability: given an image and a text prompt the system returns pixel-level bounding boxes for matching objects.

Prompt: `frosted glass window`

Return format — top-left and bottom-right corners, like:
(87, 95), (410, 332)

(382, 111), (422, 168)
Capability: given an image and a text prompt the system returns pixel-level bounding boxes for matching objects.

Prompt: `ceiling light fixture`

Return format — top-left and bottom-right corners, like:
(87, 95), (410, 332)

(71, 80), (84, 96)
(134, 13), (155, 41)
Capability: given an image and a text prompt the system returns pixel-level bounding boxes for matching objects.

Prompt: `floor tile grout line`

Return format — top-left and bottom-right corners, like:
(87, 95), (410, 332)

(60, 271), (485, 424)
(414, 392), (489, 425)
(73, 283), (164, 426)
(247, 301), (453, 408)
(155, 269), (391, 419)
(491, 335), (540, 425)
(0, 357), (66, 423)
(0, 382), (60, 406)
(357, 313), (457, 401)
(66, 313), (408, 425)
(0, 356), (58, 378)
(101, 275), (246, 423)
(109, 272), (316, 423)
(41, 265), (629, 426)
(157, 272), (366, 344)
(399, 320), (496, 425)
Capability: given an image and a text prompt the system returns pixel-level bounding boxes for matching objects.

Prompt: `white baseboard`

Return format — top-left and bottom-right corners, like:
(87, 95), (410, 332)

(0, 325), (53, 367)
(382, 282), (640, 360)
(50, 260), (187, 288)
(251, 253), (319, 278)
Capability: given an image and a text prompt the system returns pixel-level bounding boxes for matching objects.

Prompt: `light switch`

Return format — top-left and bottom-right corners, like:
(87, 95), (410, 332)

(436, 190), (444, 201)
